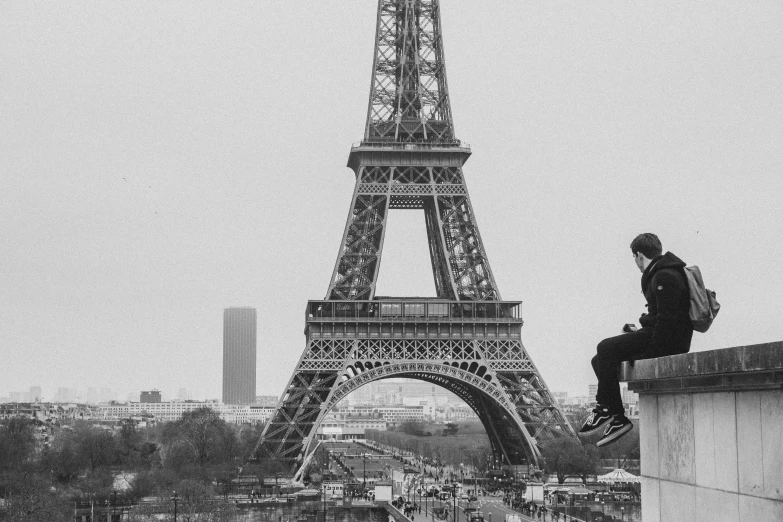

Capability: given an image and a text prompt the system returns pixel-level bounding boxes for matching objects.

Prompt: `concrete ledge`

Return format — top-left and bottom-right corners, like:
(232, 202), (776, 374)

(621, 341), (783, 394)
(624, 340), (783, 521)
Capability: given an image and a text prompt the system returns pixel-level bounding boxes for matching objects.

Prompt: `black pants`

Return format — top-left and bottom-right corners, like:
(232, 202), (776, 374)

(591, 328), (657, 414)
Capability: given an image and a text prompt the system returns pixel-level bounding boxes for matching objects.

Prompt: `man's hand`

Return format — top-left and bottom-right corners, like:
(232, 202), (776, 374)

(639, 312), (654, 328)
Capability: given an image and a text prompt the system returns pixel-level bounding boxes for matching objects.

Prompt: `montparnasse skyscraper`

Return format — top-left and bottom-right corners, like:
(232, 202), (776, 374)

(222, 307), (256, 404)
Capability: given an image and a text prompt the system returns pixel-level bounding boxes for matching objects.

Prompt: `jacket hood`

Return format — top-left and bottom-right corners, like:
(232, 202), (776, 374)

(641, 251), (686, 291)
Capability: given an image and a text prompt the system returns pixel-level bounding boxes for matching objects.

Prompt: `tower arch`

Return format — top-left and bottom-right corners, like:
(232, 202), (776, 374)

(324, 364), (540, 467)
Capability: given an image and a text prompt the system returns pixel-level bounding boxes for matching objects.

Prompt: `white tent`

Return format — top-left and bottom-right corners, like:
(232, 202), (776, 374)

(597, 469), (640, 484)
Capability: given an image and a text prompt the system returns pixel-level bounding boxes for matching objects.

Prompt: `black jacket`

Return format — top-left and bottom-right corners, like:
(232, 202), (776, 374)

(639, 251), (693, 356)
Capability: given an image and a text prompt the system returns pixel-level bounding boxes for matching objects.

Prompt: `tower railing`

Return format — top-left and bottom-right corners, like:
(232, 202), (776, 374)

(352, 140), (470, 151)
(307, 300), (521, 322)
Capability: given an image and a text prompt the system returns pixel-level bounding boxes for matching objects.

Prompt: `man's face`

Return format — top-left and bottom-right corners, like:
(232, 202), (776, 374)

(633, 251), (645, 273)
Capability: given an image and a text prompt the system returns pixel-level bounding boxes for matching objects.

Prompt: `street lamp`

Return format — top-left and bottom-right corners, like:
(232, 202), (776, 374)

(172, 491), (179, 522)
(322, 467), (328, 522)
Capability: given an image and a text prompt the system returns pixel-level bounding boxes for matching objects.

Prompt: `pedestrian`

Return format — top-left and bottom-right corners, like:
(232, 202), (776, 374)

(580, 233), (694, 446)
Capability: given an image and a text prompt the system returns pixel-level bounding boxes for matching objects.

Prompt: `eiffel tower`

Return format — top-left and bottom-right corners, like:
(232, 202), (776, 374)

(253, 0), (576, 473)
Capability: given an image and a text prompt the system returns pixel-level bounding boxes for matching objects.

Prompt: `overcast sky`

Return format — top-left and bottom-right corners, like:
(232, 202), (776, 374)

(2, 1), (782, 402)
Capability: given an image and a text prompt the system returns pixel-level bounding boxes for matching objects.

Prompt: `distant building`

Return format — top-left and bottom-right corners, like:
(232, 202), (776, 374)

(95, 400), (274, 424)
(621, 383), (639, 407)
(316, 412), (386, 440)
(0, 402), (95, 422)
(401, 396), (429, 406)
(255, 395), (278, 406)
(29, 386), (43, 402)
(247, 405), (275, 424)
(222, 404), (275, 424)
(223, 307), (257, 405)
(552, 391), (568, 405)
(140, 390), (162, 403)
(337, 404), (429, 425)
(568, 396), (590, 407)
(588, 384), (598, 402)
(56, 387), (78, 402)
(99, 402), (131, 419)
(374, 406), (425, 425)
(445, 404), (477, 420)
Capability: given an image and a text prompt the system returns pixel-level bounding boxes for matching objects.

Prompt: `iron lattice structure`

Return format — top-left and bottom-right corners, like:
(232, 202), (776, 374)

(365, 0), (454, 143)
(253, 0), (576, 473)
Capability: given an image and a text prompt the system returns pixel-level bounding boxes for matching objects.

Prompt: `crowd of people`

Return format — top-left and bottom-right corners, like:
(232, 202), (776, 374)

(391, 496), (421, 519)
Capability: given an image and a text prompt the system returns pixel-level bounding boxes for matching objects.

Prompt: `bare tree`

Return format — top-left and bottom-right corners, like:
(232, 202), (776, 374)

(73, 422), (116, 471)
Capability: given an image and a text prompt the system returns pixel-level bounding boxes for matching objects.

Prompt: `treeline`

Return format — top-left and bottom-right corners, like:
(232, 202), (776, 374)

(0, 407), (266, 521)
(366, 420), (493, 472)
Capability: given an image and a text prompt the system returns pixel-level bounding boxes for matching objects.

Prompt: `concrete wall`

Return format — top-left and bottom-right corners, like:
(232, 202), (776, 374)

(621, 341), (783, 522)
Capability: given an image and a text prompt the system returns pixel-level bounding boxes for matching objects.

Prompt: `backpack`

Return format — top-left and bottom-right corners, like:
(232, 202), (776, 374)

(683, 265), (720, 332)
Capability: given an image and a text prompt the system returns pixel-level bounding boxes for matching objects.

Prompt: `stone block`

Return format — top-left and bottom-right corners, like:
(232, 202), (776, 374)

(715, 344), (748, 374)
(760, 389), (783, 500)
(693, 393), (716, 488)
(695, 348), (721, 375)
(620, 358), (655, 381)
(736, 391), (764, 497)
(742, 341), (783, 372)
(694, 486), (739, 522)
(660, 480), (695, 521)
(640, 476), (660, 522)
(658, 393), (695, 484)
(712, 392), (738, 493)
(639, 394), (659, 478)
(623, 341), (783, 384)
(683, 351), (700, 375)
(655, 354), (681, 379)
(738, 494), (783, 521)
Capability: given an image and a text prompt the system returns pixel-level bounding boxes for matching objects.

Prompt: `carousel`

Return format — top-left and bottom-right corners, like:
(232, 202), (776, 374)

(597, 469), (641, 500)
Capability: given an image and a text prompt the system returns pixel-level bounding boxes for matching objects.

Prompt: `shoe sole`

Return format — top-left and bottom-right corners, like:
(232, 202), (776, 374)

(596, 422), (633, 447)
(578, 416), (614, 437)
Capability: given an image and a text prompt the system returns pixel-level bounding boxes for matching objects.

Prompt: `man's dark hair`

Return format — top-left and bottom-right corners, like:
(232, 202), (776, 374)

(630, 233), (662, 259)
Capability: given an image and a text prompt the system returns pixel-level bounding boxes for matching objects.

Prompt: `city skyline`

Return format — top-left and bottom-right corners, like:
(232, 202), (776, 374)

(2, 1), (782, 401)
(0, 378), (641, 412)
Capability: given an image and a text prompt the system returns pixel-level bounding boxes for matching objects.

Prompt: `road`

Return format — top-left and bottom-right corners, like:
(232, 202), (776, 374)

(415, 495), (574, 522)
(471, 498), (538, 522)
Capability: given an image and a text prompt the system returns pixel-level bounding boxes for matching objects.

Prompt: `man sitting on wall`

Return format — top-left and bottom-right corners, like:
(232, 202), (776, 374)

(579, 233), (693, 446)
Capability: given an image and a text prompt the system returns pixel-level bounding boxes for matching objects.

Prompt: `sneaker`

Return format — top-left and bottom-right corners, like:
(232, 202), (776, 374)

(578, 405), (614, 436)
(597, 415), (633, 447)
